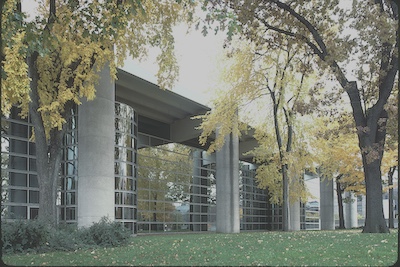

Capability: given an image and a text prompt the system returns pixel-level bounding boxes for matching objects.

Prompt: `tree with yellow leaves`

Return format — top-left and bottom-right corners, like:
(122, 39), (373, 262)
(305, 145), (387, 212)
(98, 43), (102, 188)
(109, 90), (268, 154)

(1, 0), (194, 225)
(202, 0), (398, 233)
(314, 114), (364, 228)
(197, 38), (319, 231)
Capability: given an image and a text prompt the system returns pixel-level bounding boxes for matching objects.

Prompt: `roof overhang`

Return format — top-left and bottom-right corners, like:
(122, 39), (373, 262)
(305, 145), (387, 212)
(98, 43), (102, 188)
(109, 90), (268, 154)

(115, 68), (258, 161)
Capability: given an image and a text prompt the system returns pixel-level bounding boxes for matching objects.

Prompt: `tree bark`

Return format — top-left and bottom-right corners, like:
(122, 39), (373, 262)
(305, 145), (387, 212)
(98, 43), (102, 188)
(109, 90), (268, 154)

(27, 52), (66, 226)
(362, 160), (389, 233)
(388, 166), (396, 228)
(335, 175), (345, 229)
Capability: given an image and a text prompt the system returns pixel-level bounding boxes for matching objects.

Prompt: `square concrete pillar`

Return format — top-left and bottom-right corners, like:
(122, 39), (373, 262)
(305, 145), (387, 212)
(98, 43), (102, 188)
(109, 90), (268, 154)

(216, 131), (240, 233)
(320, 177), (335, 230)
(77, 65), (115, 228)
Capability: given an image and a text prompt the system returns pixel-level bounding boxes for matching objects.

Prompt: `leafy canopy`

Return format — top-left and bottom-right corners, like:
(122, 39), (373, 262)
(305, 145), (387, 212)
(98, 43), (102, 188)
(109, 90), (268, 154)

(1, 0), (194, 137)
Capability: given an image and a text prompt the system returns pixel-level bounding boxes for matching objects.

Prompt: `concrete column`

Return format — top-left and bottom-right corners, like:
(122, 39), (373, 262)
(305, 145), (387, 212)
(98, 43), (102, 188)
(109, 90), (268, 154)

(320, 177), (335, 230)
(77, 64), (115, 228)
(216, 130), (240, 233)
(344, 191), (358, 228)
(289, 200), (301, 231)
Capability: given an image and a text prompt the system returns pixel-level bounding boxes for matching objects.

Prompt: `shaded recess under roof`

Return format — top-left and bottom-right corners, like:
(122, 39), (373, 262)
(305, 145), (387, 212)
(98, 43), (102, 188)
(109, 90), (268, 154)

(115, 68), (258, 161)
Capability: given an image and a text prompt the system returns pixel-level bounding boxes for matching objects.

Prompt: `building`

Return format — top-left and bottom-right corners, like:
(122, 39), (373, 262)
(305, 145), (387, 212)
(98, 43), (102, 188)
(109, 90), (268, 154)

(2, 67), (291, 234)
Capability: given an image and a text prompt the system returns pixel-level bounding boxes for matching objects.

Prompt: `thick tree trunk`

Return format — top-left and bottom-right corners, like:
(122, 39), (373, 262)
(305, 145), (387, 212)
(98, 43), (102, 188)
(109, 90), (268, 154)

(362, 160), (389, 233)
(335, 177), (345, 229)
(27, 52), (66, 226)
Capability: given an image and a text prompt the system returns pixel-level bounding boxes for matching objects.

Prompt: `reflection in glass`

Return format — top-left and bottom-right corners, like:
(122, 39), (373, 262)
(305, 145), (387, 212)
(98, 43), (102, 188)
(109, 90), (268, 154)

(114, 102), (137, 233)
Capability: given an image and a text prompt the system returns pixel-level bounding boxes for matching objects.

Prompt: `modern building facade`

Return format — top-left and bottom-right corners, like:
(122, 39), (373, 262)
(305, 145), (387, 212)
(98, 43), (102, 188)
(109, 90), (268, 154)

(2, 67), (323, 233)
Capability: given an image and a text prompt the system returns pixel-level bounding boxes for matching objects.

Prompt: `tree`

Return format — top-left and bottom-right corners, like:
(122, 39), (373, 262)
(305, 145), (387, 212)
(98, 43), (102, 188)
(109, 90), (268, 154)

(1, 0), (194, 225)
(313, 114), (365, 229)
(196, 38), (318, 231)
(202, 0), (398, 233)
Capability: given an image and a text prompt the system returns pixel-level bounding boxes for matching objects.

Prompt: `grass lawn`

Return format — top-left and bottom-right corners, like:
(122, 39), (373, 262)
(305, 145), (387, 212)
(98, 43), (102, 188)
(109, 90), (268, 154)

(2, 229), (398, 266)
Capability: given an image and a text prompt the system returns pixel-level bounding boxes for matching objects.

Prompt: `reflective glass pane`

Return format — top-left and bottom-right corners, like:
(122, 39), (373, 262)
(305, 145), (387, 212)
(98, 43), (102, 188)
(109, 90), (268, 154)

(124, 193), (133, 205)
(29, 190), (39, 203)
(10, 139), (27, 154)
(10, 189), (27, 203)
(115, 207), (122, 219)
(123, 207), (134, 219)
(29, 175), (38, 188)
(9, 206), (27, 219)
(10, 156), (27, 170)
(10, 123), (28, 138)
(10, 172), (27, 186)
(29, 158), (36, 171)
(115, 192), (123, 204)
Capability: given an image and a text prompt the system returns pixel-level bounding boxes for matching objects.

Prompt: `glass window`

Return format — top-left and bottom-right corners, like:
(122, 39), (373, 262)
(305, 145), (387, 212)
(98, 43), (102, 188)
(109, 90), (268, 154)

(10, 172), (27, 186)
(66, 207), (75, 220)
(29, 190), (39, 203)
(29, 175), (38, 188)
(29, 142), (36, 155)
(10, 123), (28, 138)
(10, 189), (27, 203)
(29, 158), (36, 171)
(115, 192), (123, 204)
(124, 193), (134, 205)
(123, 207), (134, 219)
(115, 207), (122, 219)
(10, 139), (27, 154)
(66, 177), (76, 190)
(66, 162), (76, 175)
(9, 206), (27, 219)
(29, 208), (39, 219)
(10, 156), (27, 170)
(66, 192), (75, 205)
(126, 178), (133, 191)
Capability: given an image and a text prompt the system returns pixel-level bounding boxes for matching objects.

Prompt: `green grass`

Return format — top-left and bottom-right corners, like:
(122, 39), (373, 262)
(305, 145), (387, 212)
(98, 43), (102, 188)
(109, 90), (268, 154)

(2, 229), (398, 266)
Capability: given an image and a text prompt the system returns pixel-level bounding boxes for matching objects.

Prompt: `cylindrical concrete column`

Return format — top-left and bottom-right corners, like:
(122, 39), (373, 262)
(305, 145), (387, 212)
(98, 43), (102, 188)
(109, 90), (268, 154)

(216, 130), (240, 233)
(320, 177), (335, 230)
(77, 64), (115, 228)
(289, 200), (301, 231)
(344, 191), (358, 228)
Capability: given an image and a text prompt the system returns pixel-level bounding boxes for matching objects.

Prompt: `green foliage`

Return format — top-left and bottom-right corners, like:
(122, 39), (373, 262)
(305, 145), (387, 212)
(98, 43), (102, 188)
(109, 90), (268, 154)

(80, 217), (131, 247)
(1, 220), (50, 253)
(2, 218), (132, 254)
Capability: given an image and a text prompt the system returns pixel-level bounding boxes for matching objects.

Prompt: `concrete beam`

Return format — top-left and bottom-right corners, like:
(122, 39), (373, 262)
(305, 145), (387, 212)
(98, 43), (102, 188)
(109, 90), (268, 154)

(170, 116), (203, 144)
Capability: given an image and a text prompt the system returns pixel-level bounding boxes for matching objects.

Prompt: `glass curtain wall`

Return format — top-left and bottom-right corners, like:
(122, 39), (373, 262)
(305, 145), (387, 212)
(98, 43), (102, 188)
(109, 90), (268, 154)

(1, 107), (38, 220)
(135, 133), (284, 233)
(114, 102), (138, 233)
(136, 133), (214, 233)
(1, 106), (79, 223)
(58, 106), (78, 223)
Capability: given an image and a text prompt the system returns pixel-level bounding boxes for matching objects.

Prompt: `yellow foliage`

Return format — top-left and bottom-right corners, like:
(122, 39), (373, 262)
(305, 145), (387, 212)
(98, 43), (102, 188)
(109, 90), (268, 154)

(1, 0), (194, 139)
(1, 31), (31, 117)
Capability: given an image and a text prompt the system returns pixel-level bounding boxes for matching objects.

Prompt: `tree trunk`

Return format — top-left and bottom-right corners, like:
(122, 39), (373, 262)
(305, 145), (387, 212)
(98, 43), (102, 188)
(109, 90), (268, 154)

(388, 166), (396, 228)
(282, 164), (289, 231)
(362, 159), (389, 233)
(335, 177), (345, 229)
(27, 52), (66, 226)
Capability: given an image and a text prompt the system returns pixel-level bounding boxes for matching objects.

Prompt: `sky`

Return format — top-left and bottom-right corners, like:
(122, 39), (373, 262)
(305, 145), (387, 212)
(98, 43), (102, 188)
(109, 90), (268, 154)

(121, 23), (226, 107)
